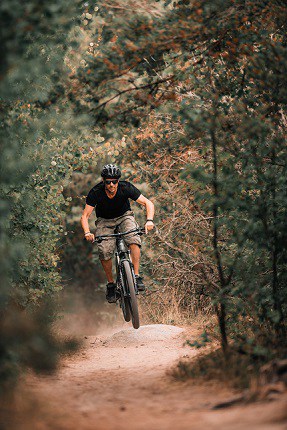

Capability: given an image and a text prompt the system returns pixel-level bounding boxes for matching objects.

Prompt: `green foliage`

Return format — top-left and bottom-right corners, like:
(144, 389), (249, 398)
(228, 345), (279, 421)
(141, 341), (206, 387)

(0, 302), (78, 390)
(186, 331), (211, 349)
(0, 0), (92, 390)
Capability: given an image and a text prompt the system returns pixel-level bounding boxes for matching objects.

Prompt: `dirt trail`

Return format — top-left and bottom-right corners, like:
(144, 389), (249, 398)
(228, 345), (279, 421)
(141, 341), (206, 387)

(8, 324), (287, 430)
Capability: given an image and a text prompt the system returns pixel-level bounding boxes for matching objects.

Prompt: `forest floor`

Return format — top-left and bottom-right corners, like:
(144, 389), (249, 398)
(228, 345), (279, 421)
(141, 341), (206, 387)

(3, 291), (287, 430)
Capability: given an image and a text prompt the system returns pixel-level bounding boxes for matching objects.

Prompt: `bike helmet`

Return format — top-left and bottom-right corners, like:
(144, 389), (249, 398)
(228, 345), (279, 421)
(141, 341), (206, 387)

(101, 164), (121, 179)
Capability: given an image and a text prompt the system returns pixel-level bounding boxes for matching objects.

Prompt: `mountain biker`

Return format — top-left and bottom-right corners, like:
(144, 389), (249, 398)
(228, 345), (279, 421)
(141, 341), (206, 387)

(81, 164), (155, 303)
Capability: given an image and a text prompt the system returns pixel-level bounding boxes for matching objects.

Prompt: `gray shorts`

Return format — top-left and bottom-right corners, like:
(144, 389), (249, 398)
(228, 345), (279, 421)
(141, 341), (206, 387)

(95, 210), (141, 260)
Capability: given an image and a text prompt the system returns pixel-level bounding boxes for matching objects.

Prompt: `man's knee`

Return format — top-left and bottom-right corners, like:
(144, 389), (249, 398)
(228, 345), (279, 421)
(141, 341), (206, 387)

(125, 236), (141, 248)
(99, 254), (114, 261)
(98, 241), (116, 261)
(129, 243), (141, 249)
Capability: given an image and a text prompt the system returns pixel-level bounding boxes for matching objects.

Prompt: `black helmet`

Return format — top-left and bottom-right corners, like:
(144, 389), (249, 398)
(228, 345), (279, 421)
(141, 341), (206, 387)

(101, 164), (121, 179)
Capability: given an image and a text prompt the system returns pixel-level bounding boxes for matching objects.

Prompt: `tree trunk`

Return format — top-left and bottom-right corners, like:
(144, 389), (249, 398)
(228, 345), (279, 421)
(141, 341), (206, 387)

(211, 124), (229, 352)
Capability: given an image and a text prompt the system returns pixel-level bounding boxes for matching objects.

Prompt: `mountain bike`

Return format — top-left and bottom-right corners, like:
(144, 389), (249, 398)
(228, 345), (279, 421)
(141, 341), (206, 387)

(94, 226), (145, 329)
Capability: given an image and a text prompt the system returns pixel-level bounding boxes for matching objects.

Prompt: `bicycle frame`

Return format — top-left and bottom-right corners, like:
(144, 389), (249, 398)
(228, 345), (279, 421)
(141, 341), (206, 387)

(94, 226), (144, 329)
(115, 226), (137, 296)
(95, 226), (145, 297)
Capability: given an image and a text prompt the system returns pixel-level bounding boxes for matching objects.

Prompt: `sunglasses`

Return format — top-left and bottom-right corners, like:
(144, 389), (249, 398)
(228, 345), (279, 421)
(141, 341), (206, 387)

(105, 179), (119, 185)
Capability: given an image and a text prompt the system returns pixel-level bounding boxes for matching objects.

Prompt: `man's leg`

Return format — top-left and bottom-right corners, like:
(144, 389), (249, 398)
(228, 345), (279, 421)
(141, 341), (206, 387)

(129, 244), (145, 291)
(100, 258), (114, 283)
(129, 243), (140, 275)
(96, 218), (117, 302)
(96, 218), (116, 284)
(100, 257), (117, 303)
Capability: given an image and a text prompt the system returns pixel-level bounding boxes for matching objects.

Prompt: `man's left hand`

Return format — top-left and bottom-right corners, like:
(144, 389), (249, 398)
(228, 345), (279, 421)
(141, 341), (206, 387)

(145, 220), (154, 234)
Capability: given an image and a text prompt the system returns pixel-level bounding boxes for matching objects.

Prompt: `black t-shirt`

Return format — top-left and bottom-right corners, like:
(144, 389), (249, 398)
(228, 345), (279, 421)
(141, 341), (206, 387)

(86, 180), (141, 219)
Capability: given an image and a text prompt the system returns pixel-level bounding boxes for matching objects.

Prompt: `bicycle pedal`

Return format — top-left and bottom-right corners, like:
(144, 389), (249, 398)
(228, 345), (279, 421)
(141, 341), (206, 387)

(106, 297), (117, 303)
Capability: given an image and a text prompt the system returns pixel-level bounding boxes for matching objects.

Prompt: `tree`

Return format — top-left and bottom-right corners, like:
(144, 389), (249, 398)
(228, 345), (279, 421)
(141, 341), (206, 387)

(0, 0), (93, 389)
(73, 0), (287, 355)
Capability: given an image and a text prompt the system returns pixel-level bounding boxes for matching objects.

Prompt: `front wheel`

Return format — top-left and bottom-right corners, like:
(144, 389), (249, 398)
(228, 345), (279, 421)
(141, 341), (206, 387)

(122, 260), (140, 329)
(120, 289), (131, 322)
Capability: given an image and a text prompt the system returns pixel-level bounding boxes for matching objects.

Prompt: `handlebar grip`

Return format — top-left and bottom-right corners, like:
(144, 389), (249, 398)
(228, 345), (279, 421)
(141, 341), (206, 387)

(94, 236), (103, 243)
(83, 237), (96, 243)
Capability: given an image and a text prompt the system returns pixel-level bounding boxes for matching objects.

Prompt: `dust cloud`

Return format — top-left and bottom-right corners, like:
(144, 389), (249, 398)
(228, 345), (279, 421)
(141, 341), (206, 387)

(56, 286), (125, 337)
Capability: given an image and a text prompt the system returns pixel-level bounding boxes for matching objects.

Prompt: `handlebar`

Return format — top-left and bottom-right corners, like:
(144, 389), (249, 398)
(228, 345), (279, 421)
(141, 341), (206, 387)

(94, 227), (146, 243)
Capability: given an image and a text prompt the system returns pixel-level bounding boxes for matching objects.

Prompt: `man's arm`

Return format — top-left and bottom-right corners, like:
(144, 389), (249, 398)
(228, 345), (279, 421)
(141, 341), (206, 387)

(136, 194), (155, 233)
(81, 204), (95, 242)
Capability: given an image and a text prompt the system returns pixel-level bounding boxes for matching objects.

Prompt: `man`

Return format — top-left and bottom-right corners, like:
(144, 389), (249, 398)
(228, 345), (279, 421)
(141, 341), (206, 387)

(81, 164), (155, 303)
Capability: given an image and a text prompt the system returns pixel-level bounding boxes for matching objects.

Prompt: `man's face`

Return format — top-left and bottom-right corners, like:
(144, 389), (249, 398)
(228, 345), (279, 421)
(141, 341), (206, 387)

(104, 178), (119, 193)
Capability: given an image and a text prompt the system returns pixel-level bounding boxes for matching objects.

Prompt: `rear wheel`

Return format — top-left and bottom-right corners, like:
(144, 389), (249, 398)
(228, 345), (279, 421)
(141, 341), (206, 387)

(122, 260), (140, 329)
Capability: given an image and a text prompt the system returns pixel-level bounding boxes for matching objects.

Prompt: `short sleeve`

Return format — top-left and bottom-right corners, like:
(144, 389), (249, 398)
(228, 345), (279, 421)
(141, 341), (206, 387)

(126, 182), (141, 201)
(86, 189), (97, 207)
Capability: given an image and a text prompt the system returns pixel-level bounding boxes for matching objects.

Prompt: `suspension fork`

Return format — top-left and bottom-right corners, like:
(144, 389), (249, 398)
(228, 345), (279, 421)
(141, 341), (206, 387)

(116, 250), (128, 296)
(116, 236), (138, 295)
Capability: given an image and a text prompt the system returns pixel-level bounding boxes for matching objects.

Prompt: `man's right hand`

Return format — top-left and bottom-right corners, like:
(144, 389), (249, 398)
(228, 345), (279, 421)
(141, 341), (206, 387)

(85, 232), (95, 242)
(145, 220), (154, 234)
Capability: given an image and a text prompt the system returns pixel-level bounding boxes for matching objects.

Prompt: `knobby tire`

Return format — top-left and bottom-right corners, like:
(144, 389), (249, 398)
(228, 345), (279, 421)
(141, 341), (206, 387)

(121, 292), (131, 322)
(122, 260), (140, 329)
(117, 259), (131, 322)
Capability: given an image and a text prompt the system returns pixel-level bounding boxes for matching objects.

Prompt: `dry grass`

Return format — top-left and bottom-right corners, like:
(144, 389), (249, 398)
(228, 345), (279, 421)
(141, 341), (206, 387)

(172, 346), (264, 390)
(139, 285), (214, 327)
